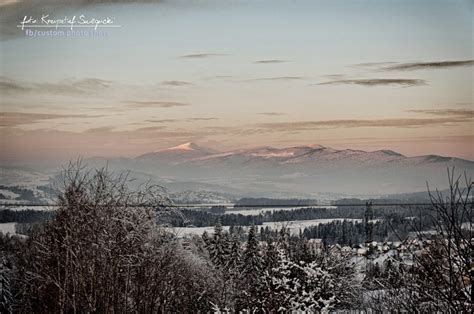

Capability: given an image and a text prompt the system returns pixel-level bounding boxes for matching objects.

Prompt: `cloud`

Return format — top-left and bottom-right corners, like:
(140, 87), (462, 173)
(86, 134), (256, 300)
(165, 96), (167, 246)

(257, 112), (286, 116)
(0, 111), (99, 127)
(353, 62), (399, 68)
(318, 78), (426, 87)
(255, 116), (473, 132)
(135, 126), (168, 132)
(83, 106), (129, 112)
(408, 109), (474, 117)
(145, 117), (218, 123)
(83, 126), (115, 134)
(244, 76), (307, 82)
(186, 117), (218, 121)
(321, 74), (345, 80)
(40, 78), (113, 94)
(383, 60), (474, 71)
(82, 125), (197, 135)
(146, 119), (179, 123)
(178, 53), (227, 59)
(125, 101), (190, 108)
(0, 76), (113, 95)
(353, 60), (474, 71)
(201, 75), (233, 81)
(0, 77), (28, 92)
(1, 124), (221, 164)
(254, 59), (288, 64)
(1, 77), (191, 112)
(161, 80), (192, 86)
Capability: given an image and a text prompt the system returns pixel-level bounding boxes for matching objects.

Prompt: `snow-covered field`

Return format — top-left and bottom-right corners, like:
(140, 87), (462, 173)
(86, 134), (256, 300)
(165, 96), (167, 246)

(0, 189), (20, 199)
(225, 206), (336, 216)
(0, 222), (16, 235)
(172, 225), (230, 236)
(0, 205), (54, 211)
(0, 199), (27, 205)
(171, 218), (359, 236)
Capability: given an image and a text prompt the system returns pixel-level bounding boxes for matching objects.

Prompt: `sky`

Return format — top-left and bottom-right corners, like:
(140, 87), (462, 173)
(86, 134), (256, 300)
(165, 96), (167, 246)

(0, 0), (473, 165)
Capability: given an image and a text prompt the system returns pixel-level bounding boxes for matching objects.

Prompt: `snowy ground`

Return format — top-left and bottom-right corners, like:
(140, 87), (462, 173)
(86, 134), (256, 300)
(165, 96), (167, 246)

(0, 189), (20, 200)
(171, 218), (360, 236)
(0, 222), (17, 235)
(172, 225), (230, 236)
(0, 205), (54, 211)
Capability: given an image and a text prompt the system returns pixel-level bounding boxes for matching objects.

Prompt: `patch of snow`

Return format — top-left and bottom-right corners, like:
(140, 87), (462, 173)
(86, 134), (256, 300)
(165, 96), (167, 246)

(171, 218), (360, 237)
(0, 189), (20, 200)
(0, 205), (54, 211)
(162, 142), (197, 151)
(0, 223), (16, 235)
(171, 225), (230, 236)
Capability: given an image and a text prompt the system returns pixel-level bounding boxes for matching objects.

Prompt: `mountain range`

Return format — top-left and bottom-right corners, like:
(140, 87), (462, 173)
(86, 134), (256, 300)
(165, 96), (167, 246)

(1, 142), (473, 200)
(84, 142), (473, 198)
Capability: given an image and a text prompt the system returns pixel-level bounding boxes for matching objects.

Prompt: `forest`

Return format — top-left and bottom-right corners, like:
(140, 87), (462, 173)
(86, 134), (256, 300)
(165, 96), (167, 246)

(0, 164), (472, 312)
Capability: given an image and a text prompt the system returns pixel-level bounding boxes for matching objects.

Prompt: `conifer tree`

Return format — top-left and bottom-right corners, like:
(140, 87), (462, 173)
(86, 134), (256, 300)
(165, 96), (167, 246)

(240, 225), (263, 281)
(236, 225), (264, 311)
(225, 234), (241, 272)
(202, 230), (211, 247)
(260, 240), (283, 311)
(208, 224), (230, 268)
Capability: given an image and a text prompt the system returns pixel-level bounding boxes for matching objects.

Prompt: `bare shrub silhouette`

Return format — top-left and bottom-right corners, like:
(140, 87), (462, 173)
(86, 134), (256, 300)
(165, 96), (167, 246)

(369, 169), (473, 312)
(14, 161), (218, 313)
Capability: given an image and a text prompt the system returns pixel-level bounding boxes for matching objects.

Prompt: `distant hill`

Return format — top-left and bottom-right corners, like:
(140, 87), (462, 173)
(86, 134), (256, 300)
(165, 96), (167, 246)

(1, 143), (473, 199)
(235, 198), (318, 207)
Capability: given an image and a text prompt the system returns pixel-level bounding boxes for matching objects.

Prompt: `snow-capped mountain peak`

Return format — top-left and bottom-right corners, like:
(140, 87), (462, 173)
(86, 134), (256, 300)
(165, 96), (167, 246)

(158, 142), (201, 152)
(136, 142), (217, 162)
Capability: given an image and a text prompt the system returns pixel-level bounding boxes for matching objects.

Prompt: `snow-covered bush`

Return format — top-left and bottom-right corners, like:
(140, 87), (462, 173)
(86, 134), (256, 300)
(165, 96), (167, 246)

(13, 162), (216, 312)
